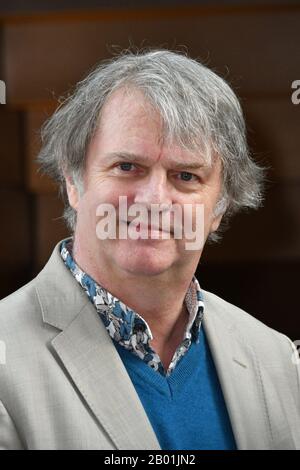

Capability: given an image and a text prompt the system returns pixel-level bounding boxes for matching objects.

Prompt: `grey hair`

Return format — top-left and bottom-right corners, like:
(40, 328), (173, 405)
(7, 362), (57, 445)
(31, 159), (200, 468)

(37, 48), (265, 242)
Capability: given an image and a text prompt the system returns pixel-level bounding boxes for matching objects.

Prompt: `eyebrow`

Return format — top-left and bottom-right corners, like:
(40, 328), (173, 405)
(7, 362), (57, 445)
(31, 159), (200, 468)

(103, 151), (207, 170)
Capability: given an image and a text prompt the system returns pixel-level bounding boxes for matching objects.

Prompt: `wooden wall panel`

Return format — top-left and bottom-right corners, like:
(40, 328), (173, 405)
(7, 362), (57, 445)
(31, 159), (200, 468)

(203, 183), (300, 263)
(197, 258), (300, 339)
(0, 107), (23, 187)
(0, 189), (31, 269)
(3, 9), (300, 103)
(244, 99), (300, 182)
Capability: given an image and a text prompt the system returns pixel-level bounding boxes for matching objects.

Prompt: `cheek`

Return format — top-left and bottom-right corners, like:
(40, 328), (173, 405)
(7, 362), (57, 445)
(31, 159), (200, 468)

(83, 183), (115, 208)
(89, 177), (137, 204)
(78, 183), (138, 228)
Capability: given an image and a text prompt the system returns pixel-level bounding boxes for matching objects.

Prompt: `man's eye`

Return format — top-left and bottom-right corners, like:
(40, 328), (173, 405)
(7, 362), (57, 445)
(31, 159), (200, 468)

(118, 162), (135, 172)
(179, 171), (197, 182)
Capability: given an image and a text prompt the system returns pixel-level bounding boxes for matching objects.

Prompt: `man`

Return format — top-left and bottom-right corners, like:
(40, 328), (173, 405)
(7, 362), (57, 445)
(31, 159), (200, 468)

(0, 50), (299, 450)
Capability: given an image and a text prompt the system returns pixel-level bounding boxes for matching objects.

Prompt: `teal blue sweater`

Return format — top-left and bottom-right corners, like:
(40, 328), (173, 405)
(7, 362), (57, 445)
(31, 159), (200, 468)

(114, 326), (237, 450)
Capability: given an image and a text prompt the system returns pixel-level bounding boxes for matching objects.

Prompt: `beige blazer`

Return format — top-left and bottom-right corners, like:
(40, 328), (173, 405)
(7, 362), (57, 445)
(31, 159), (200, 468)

(0, 239), (299, 450)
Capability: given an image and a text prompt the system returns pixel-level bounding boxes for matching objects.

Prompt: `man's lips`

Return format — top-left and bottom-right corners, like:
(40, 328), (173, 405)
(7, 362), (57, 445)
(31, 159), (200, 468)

(120, 220), (173, 234)
(135, 223), (168, 234)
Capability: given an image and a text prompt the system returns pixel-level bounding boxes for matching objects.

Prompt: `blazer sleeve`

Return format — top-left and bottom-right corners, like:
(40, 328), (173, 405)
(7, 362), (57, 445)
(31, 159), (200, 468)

(0, 400), (24, 450)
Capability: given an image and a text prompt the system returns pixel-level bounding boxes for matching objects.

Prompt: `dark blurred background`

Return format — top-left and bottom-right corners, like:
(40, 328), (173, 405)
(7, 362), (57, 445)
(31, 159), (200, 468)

(0, 1), (299, 340)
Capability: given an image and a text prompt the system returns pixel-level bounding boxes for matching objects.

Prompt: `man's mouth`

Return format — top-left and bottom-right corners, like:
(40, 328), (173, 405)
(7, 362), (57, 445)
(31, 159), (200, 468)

(122, 220), (173, 235)
(133, 223), (163, 233)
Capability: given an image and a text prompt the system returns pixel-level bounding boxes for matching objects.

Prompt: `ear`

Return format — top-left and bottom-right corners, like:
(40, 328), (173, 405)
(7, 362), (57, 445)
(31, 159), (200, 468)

(64, 174), (80, 210)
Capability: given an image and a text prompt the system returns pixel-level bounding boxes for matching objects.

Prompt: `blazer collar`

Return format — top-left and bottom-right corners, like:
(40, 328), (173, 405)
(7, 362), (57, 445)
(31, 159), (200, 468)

(35, 238), (161, 450)
(35, 237), (86, 330)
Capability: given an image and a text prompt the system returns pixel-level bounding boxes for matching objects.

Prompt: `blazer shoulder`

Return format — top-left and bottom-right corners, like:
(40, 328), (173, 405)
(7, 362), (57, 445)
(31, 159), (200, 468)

(0, 278), (43, 334)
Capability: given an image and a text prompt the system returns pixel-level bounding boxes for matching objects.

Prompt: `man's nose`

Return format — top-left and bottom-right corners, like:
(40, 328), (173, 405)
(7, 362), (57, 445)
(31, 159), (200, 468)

(133, 170), (173, 210)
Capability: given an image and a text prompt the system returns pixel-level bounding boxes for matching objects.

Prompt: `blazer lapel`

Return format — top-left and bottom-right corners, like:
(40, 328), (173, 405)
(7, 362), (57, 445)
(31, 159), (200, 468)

(202, 293), (296, 450)
(50, 303), (161, 450)
(203, 310), (268, 449)
(36, 239), (160, 450)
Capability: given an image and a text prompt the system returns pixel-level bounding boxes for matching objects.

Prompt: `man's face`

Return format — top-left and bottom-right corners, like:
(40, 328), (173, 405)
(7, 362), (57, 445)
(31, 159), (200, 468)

(67, 88), (223, 278)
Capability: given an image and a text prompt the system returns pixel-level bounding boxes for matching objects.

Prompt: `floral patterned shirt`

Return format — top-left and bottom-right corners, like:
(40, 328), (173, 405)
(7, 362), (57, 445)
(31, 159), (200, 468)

(60, 239), (205, 376)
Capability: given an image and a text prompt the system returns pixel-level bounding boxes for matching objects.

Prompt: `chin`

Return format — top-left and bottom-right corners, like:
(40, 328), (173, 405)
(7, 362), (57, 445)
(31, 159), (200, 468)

(125, 264), (170, 277)
(117, 249), (175, 277)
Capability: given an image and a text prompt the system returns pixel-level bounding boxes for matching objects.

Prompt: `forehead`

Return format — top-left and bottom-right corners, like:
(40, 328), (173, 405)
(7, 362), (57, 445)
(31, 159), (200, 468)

(90, 87), (218, 170)
(97, 87), (163, 142)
